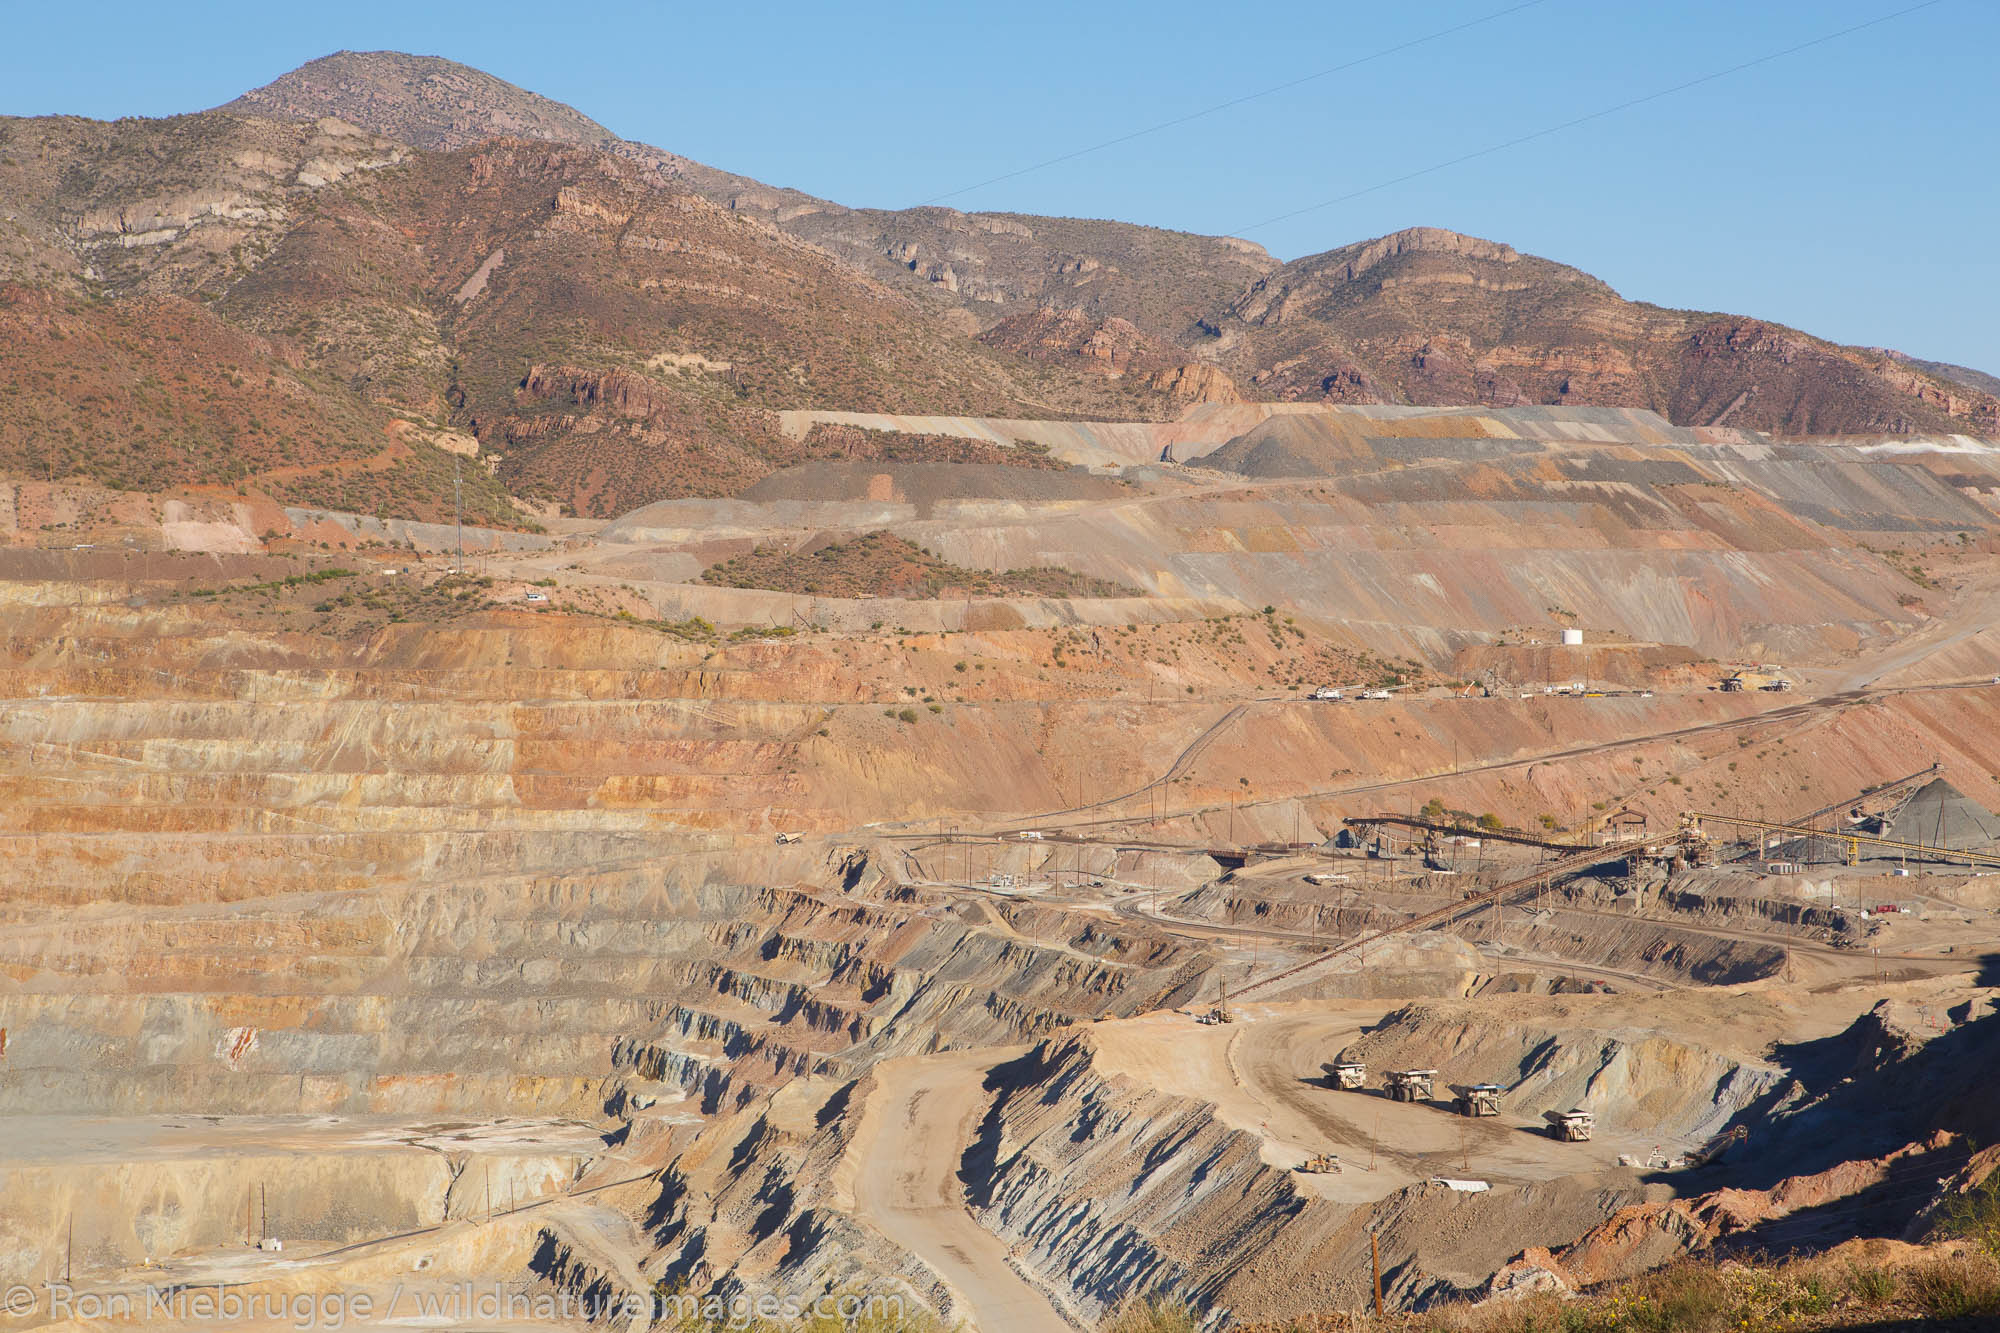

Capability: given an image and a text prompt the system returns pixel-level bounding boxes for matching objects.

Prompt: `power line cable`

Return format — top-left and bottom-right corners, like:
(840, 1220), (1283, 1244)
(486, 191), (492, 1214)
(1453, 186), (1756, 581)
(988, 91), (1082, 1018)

(1229, 0), (1948, 236)
(912, 0), (1554, 207)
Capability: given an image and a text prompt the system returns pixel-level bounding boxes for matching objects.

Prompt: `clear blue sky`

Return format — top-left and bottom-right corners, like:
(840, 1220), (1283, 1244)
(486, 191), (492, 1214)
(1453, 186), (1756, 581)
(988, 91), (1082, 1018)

(6, 0), (1995, 373)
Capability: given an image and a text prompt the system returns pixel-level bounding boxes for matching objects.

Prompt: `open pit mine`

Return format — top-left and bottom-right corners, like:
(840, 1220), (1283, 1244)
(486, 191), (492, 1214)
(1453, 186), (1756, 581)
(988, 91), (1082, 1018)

(6, 396), (2000, 1332)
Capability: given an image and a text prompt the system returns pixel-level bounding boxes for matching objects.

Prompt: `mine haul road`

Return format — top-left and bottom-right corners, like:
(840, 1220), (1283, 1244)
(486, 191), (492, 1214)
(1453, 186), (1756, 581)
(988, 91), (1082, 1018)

(852, 1048), (1075, 1333)
(1228, 1011), (1643, 1189)
(991, 676), (1998, 838)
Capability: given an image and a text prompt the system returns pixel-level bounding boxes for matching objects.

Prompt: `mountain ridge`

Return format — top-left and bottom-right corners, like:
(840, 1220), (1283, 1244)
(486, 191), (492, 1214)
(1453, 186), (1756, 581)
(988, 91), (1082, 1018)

(207, 50), (1997, 436)
(0, 50), (1993, 525)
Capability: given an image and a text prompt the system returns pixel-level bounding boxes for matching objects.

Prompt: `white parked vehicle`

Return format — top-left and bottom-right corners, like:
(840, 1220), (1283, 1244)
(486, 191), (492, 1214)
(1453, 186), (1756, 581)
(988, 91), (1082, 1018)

(524, 591), (548, 602)
(1310, 687), (1344, 701)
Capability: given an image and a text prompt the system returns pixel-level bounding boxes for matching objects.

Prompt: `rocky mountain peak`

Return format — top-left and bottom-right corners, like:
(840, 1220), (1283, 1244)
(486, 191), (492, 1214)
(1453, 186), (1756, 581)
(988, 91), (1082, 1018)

(221, 50), (619, 153)
(1328, 225), (1521, 280)
(1227, 225), (1617, 330)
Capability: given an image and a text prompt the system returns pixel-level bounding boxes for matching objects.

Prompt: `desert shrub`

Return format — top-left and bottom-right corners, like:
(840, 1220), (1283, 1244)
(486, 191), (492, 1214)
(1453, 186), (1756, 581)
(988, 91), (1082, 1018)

(1102, 1295), (1198, 1333)
(1843, 1260), (1895, 1306)
(1931, 1169), (2000, 1260)
(1901, 1252), (2000, 1321)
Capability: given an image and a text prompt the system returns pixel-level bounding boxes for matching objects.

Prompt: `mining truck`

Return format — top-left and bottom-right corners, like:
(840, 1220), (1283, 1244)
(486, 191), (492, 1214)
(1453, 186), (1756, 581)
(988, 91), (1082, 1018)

(1452, 1083), (1503, 1117)
(1384, 1069), (1436, 1102)
(1324, 1060), (1367, 1090)
(1545, 1108), (1595, 1142)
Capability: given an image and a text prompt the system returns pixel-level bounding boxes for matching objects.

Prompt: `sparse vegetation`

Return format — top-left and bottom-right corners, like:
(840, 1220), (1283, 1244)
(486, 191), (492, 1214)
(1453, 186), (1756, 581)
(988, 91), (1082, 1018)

(1931, 1168), (2000, 1260)
(700, 531), (1140, 600)
(1233, 1250), (2000, 1332)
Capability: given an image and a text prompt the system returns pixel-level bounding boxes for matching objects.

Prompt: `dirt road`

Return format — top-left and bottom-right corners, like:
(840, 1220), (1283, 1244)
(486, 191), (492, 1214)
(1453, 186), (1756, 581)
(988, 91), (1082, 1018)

(851, 1048), (1075, 1333)
(1011, 678), (1996, 839)
(1228, 1012), (1653, 1187)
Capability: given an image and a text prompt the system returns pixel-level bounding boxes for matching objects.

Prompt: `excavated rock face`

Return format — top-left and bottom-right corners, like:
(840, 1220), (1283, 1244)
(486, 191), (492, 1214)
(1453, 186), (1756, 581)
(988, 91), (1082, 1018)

(1334, 997), (1783, 1139)
(1525, 991), (2000, 1285)
(0, 852), (1210, 1118)
(947, 1030), (1663, 1320)
(1145, 362), (1243, 405)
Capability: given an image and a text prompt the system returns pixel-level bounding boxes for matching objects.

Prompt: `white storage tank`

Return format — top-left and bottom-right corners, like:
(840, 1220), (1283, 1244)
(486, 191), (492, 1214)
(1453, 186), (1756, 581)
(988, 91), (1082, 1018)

(1561, 628), (1585, 646)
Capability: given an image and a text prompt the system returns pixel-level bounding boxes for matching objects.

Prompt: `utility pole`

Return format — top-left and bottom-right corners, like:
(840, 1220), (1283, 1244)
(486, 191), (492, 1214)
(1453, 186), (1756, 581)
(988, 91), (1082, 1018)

(1371, 1230), (1384, 1317)
(453, 453), (464, 567)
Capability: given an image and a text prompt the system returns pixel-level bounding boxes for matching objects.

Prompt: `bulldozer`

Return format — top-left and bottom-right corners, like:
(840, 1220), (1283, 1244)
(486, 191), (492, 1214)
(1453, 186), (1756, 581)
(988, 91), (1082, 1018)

(1324, 1060), (1367, 1090)
(1295, 1152), (1341, 1174)
(1384, 1069), (1436, 1103)
(1451, 1083), (1503, 1117)
(1545, 1108), (1595, 1142)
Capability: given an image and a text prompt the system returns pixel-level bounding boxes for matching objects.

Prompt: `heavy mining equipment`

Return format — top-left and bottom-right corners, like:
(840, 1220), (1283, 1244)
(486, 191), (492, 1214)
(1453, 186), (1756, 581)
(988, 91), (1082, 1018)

(1295, 1152), (1341, 1173)
(1452, 1083), (1503, 1117)
(1686, 1124), (1748, 1166)
(1384, 1069), (1436, 1102)
(1545, 1108), (1595, 1142)
(1324, 1060), (1367, 1090)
